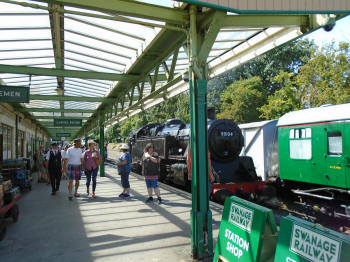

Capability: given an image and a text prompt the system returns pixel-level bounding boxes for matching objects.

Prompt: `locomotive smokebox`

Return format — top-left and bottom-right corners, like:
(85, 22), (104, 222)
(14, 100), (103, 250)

(208, 119), (244, 163)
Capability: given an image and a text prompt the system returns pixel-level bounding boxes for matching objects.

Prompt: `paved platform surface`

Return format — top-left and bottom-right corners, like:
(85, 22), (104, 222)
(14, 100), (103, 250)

(0, 164), (223, 262)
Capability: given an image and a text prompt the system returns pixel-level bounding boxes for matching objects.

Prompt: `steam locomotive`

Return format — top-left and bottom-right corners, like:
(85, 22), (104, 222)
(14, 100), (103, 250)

(129, 116), (268, 201)
(128, 104), (350, 227)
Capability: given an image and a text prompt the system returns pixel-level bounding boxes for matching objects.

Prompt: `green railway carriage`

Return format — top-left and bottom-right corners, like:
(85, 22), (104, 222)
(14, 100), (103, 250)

(277, 104), (350, 191)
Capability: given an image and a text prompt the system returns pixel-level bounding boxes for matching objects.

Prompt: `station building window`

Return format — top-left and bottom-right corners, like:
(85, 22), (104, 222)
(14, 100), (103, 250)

(2, 124), (13, 160)
(18, 130), (25, 157)
(327, 131), (342, 156)
(289, 128), (312, 160)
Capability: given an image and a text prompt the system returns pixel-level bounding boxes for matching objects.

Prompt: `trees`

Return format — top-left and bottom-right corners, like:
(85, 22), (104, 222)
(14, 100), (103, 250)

(259, 71), (302, 119)
(297, 42), (350, 107)
(260, 42), (350, 119)
(207, 39), (314, 109)
(217, 77), (267, 123)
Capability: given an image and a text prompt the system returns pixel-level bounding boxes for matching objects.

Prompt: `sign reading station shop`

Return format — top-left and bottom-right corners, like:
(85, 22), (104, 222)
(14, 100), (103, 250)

(214, 196), (278, 262)
(54, 119), (82, 127)
(0, 85), (29, 103)
(274, 216), (350, 262)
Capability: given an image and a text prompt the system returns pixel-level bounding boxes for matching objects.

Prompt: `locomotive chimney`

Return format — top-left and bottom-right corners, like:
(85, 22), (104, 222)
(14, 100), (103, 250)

(207, 107), (216, 120)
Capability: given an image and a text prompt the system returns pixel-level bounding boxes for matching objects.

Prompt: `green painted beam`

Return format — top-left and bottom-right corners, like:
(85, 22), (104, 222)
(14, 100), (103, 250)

(198, 11), (225, 63)
(30, 94), (117, 102)
(39, 121), (86, 126)
(33, 116), (90, 120)
(222, 14), (308, 27)
(17, 107), (95, 113)
(0, 64), (140, 81)
(34, 0), (188, 25)
(30, 94), (140, 103)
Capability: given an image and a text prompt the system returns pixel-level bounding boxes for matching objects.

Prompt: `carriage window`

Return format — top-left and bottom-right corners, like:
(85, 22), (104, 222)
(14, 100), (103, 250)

(289, 129), (294, 139)
(328, 132), (342, 155)
(306, 128), (311, 138)
(289, 128), (312, 160)
(290, 140), (312, 159)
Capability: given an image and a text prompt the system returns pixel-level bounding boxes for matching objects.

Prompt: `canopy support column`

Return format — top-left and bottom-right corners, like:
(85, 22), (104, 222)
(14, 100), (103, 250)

(15, 115), (19, 158)
(99, 114), (105, 177)
(188, 5), (224, 260)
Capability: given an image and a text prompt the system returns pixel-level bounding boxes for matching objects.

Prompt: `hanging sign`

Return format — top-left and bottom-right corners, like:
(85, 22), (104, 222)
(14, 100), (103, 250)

(213, 196), (278, 262)
(274, 215), (350, 262)
(0, 85), (29, 103)
(56, 133), (71, 138)
(54, 119), (82, 127)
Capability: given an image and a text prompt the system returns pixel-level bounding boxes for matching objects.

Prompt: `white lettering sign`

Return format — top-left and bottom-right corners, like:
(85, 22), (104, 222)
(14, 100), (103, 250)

(290, 225), (341, 262)
(225, 229), (250, 259)
(228, 203), (253, 232)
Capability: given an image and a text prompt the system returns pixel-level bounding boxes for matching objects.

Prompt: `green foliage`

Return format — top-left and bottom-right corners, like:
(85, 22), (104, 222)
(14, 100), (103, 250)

(259, 71), (302, 119)
(208, 39), (314, 109)
(217, 77), (267, 123)
(105, 123), (121, 143)
(296, 42), (350, 107)
(259, 42), (350, 119)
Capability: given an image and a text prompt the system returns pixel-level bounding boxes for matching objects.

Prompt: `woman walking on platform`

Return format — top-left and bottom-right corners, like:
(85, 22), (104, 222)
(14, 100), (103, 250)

(116, 144), (132, 198)
(142, 143), (162, 204)
(83, 141), (101, 198)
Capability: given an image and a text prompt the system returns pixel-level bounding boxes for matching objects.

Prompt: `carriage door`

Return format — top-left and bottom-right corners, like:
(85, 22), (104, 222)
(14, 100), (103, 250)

(324, 123), (346, 188)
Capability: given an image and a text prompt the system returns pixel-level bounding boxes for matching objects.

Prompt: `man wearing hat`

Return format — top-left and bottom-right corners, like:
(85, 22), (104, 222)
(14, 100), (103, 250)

(63, 139), (84, 200)
(45, 143), (62, 195)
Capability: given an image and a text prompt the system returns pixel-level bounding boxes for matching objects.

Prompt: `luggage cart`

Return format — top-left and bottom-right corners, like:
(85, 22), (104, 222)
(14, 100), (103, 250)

(0, 195), (20, 241)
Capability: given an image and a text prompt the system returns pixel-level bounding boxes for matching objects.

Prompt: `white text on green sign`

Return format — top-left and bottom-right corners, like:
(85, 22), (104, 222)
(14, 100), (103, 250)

(54, 119), (82, 127)
(224, 228), (250, 259)
(56, 133), (71, 137)
(0, 85), (29, 103)
(291, 224), (341, 262)
(228, 202), (254, 232)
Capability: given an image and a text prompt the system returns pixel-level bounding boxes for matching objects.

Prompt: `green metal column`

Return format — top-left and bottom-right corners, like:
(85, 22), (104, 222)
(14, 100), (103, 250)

(34, 127), (38, 152)
(99, 115), (105, 177)
(85, 136), (88, 149)
(189, 5), (213, 259)
(15, 115), (19, 158)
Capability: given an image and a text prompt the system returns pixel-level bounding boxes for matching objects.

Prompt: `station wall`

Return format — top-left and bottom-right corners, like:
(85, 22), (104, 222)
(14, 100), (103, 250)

(0, 102), (49, 161)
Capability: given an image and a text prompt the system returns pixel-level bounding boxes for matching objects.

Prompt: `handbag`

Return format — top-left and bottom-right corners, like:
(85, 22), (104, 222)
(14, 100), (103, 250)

(92, 151), (101, 166)
(118, 166), (125, 176)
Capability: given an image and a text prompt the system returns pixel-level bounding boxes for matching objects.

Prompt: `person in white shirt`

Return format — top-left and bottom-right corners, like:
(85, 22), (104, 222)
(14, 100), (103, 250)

(63, 139), (84, 201)
(61, 144), (69, 179)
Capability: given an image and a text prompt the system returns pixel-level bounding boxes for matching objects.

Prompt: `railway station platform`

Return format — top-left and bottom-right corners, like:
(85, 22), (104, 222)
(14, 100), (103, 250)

(0, 164), (223, 262)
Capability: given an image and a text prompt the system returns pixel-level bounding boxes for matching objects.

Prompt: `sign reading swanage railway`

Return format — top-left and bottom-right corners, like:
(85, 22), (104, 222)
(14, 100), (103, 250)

(274, 216), (350, 262)
(0, 85), (29, 103)
(54, 119), (82, 127)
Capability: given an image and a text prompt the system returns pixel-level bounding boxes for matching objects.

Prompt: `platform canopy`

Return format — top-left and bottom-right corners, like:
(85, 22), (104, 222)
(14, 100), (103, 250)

(0, 0), (349, 139)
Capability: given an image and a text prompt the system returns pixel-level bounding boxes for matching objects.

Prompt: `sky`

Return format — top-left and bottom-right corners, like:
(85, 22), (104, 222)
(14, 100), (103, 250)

(300, 15), (349, 47)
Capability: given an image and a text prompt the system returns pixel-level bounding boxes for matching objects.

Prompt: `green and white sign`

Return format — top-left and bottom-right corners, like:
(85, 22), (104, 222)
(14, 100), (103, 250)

(54, 119), (82, 127)
(56, 133), (71, 138)
(0, 85), (29, 103)
(228, 202), (254, 232)
(274, 216), (350, 262)
(213, 196), (278, 262)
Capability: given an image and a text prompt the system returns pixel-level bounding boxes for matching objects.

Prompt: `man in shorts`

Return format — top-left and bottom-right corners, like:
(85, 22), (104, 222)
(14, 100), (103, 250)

(63, 139), (84, 200)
